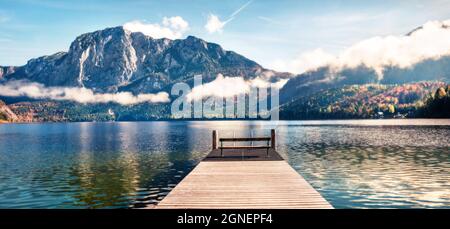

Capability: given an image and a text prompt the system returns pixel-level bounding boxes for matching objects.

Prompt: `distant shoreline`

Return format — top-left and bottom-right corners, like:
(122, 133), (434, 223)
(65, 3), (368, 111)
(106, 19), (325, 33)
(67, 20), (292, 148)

(2, 117), (450, 124)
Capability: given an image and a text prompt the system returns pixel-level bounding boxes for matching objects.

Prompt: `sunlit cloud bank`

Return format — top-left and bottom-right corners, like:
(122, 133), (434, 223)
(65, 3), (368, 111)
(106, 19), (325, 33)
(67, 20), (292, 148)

(0, 81), (170, 105)
(186, 74), (287, 101)
(123, 16), (189, 39)
(274, 20), (450, 79)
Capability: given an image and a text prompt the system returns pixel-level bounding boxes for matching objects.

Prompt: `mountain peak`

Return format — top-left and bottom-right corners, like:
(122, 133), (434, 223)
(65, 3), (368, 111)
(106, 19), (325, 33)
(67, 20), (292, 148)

(3, 26), (287, 94)
(185, 35), (201, 40)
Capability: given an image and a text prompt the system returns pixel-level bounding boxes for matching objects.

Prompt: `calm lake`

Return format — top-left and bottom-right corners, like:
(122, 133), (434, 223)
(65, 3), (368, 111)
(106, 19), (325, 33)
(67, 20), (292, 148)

(0, 120), (449, 208)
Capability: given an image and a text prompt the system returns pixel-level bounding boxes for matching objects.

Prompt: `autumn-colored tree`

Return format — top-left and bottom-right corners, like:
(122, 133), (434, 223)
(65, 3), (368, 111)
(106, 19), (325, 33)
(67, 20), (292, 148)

(388, 104), (395, 114)
(436, 87), (447, 99)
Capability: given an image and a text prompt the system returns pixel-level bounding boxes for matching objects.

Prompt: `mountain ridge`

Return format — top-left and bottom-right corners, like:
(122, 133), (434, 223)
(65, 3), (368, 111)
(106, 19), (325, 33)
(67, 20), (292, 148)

(1, 26), (291, 94)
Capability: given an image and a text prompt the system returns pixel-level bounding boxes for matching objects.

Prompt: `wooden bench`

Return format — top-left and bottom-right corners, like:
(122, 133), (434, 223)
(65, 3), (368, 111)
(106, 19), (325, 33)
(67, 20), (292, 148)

(212, 130), (276, 157)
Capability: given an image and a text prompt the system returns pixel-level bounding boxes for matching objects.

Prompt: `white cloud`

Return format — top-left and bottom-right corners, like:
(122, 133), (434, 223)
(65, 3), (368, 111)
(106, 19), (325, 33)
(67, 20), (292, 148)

(205, 14), (226, 33)
(204, 0), (253, 34)
(272, 19), (450, 79)
(187, 74), (249, 101)
(186, 74), (286, 101)
(0, 81), (170, 105)
(251, 77), (288, 89)
(123, 16), (189, 39)
(272, 49), (336, 74)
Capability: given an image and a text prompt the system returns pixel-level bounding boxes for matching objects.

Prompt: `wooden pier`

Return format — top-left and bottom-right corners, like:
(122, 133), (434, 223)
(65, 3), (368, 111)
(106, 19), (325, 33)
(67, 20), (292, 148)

(154, 130), (333, 209)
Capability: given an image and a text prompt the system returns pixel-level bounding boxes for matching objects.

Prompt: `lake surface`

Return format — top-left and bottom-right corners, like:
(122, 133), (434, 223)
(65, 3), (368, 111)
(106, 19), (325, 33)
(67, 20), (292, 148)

(0, 120), (449, 208)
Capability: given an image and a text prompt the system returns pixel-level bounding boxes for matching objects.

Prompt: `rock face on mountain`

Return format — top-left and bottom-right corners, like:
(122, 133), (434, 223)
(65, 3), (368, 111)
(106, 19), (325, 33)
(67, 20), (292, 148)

(0, 100), (18, 122)
(0, 66), (16, 79)
(4, 26), (289, 94)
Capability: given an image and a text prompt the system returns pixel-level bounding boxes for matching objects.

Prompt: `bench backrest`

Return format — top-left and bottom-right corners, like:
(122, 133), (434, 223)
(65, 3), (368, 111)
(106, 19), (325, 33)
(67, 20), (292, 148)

(212, 129), (276, 150)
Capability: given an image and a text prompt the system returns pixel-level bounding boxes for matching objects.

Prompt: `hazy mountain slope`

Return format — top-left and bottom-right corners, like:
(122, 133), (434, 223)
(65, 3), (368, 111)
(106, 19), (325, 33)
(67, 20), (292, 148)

(280, 21), (450, 104)
(280, 56), (450, 104)
(280, 82), (445, 119)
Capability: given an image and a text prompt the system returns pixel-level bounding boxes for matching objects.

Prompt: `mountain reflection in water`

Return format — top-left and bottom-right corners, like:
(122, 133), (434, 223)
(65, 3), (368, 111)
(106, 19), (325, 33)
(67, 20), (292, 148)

(0, 120), (449, 208)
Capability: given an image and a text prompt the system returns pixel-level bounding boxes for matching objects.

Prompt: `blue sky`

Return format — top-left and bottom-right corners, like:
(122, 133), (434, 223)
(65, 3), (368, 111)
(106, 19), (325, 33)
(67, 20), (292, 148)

(1, 0), (450, 71)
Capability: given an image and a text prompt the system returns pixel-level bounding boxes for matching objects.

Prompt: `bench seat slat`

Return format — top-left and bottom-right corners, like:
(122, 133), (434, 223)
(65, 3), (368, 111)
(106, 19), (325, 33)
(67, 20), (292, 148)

(218, 146), (270, 149)
(219, 137), (271, 142)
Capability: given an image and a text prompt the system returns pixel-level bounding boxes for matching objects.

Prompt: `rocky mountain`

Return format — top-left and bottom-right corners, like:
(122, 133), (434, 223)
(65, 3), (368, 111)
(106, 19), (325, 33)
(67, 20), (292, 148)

(2, 26), (290, 94)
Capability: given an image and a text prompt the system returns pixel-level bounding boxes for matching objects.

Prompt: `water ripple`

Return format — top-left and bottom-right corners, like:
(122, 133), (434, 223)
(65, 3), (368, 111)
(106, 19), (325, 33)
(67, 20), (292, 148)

(0, 120), (449, 208)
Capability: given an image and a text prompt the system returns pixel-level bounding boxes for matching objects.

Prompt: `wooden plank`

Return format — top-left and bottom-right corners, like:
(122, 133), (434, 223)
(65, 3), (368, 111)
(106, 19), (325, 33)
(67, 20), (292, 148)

(271, 129), (276, 149)
(218, 146), (270, 149)
(219, 137), (271, 142)
(204, 149), (283, 161)
(155, 161), (333, 209)
(212, 130), (217, 149)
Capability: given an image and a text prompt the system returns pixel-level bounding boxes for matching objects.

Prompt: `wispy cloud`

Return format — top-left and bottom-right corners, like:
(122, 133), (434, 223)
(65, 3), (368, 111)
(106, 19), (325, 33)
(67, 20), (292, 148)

(0, 80), (170, 105)
(123, 16), (189, 39)
(205, 0), (253, 34)
(229, 0), (253, 19)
